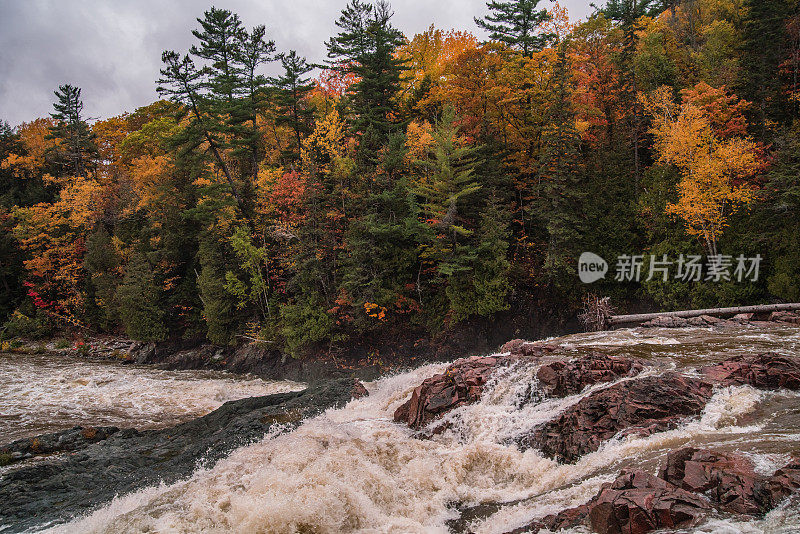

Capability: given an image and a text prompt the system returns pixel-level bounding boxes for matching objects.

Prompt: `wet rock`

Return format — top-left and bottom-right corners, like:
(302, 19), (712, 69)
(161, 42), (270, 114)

(588, 470), (711, 534)
(733, 313), (755, 322)
(769, 311), (800, 324)
(762, 460), (800, 509)
(701, 353), (800, 390)
(504, 503), (591, 533)
(351, 380), (369, 399)
(536, 353), (644, 398)
(642, 316), (690, 328)
(659, 447), (769, 515)
(522, 373), (714, 463)
(0, 378), (357, 533)
(500, 339), (527, 353)
(0, 426), (119, 465)
(393, 355), (516, 428)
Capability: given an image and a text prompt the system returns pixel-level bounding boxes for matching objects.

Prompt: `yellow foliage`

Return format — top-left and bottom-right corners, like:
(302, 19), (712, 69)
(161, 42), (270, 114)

(643, 87), (761, 255)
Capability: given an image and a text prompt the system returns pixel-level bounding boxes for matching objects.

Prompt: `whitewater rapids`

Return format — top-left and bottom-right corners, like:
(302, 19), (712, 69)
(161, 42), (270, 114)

(39, 326), (800, 533)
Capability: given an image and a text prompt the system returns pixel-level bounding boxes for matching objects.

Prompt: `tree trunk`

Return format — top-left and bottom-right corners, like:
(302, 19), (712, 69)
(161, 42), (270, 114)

(609, 303), (800, 326)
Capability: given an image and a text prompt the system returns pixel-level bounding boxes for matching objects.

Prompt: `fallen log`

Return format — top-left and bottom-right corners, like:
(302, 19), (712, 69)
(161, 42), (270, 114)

(608, 303), (800, 327)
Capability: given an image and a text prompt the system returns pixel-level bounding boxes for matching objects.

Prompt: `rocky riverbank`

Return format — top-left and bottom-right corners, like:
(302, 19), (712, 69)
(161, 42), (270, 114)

(0, 378), (368, 532)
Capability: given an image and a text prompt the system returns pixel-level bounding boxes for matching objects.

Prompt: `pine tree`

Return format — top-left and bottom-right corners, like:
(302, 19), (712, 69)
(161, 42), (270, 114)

(413, 106), (483, 313)
(446, 198), (512, 322)
(116, 253), (167, 342)
(537, 46), (586, 289)
(272, 51), (317, 162)
(230, 24), (276, 187)
(737, 0), (793, 131)
(190, 7), (244, 103)
(326, 0), (407, 155)
(158, 51), (245, 212)
(598, 0), (663, 186)
(48, 84), (97, 177)
(474, 0), (554, 58)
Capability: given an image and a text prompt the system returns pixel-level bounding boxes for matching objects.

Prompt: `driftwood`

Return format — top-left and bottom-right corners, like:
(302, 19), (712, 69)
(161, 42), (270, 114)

(609, 303), (800, 327)
(579, 295), (615, 331)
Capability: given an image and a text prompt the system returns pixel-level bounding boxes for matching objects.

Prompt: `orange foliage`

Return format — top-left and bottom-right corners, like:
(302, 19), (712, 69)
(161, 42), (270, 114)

(644, 87), (763, 255)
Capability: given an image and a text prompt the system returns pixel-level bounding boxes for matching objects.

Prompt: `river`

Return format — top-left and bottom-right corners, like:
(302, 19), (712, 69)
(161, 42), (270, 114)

(0, 352), (304, 443)
(5, 325), (800, 533)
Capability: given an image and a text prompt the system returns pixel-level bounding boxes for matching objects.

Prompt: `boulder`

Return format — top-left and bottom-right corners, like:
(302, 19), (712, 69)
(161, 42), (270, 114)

(351, 380), (369, 399)
(659, 448), (768, 515)
(393, 355), (516, 428)
(769, 311), (800, 324)
(504, 503), (591, 534)
(762, 460), (800, 509)
(522, 374), (714, 463)
(0, 426), (120, 465)
(536, 354), (644, 398)
(642, 316), (689, 328)
(588, 470), (711, 534)
(701, 353), (800, 390)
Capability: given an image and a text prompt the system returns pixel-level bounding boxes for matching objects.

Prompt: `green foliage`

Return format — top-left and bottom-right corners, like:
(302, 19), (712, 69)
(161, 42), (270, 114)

(272, 51), (317, 162)
(474, 0), (554, 57)
(326, 0), (408, 154)
(84, 226), (120, 329)
(2, 311), (53, 340)
(280, 294), (334, 357)
(197, 236), (237, 345)
(224, 225), (272, 319)
(116, 253), (167, 342)
(47, 84), (97, 177)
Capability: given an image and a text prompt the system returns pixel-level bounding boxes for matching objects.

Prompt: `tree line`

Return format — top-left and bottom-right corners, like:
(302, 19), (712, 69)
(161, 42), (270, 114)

(1, 0), (798, 355)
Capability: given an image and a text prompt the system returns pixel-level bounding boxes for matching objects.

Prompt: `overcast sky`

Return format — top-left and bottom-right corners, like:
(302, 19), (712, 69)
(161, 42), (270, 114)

(0, 0), (594, 127)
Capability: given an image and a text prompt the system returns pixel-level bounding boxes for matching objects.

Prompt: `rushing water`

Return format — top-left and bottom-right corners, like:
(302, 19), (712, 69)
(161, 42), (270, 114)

(0, 352), (304, 443)
(24, 325), (800, 533)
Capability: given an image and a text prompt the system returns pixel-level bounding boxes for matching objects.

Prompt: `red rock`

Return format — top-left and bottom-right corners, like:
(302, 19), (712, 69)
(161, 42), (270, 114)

(351, 380), (369, 399)
(523, 374), (714, 463)
(660, 448), (768, 515)
(701, 353), (800, 390)
(504, 503), (591, 534)
(769, 311), (800, 324)
(588, 470), (711, 534)
(500, 339), (526, 353)
(762, 460), (800, 508)
(536, 353), (644, 398)
(393, 355), (518, 428)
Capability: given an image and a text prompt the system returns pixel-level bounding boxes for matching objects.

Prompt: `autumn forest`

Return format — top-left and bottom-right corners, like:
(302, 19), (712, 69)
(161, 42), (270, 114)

(1, 0), (799, 356)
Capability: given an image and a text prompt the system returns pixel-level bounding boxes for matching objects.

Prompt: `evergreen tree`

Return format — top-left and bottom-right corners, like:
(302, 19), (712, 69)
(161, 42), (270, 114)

(341, 133), (425, 331)
(475, 0), (554, 58)
(84, 226), (120, 329)
(230, 24), (276, 187)
(537, 46), (586, 288)
(190, 7), (244, 103)
(272, 51), (317, 162)
(326, 0), (407, 155)
(446, 198), (512, 322)
(48, 84), (97, 177)
(737, 0), (793, 131)
(158, 51), (245, 212)
(413, 107), (483, 317)
(116, 253), (167, 342)
(196, 235), (238, 345)
(597, 0), (663, 185)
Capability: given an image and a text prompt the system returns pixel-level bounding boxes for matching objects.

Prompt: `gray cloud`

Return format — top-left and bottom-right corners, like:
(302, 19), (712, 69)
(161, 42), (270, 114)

(0, 0), (593, 127)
